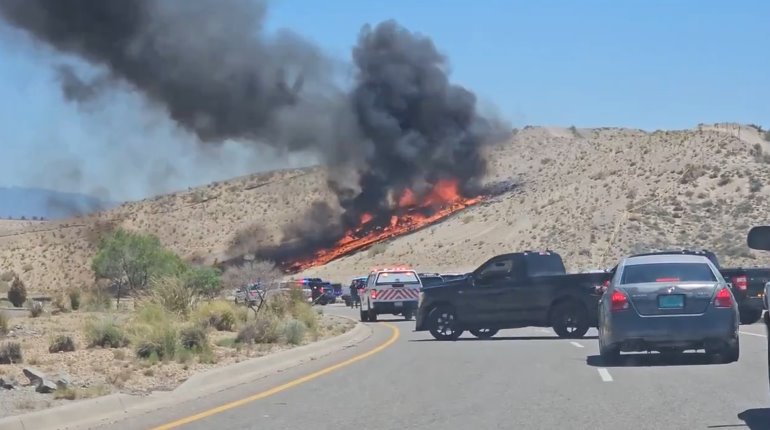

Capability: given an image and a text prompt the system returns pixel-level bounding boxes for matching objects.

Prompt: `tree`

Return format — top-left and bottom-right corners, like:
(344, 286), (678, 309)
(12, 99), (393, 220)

(183, 266), (222, 299)
(222, 260), (281, 291)
(91, 229), (185, 303)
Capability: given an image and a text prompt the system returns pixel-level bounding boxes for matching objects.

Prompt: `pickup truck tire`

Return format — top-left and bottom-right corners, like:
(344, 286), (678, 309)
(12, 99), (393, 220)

(369, 309), (378, 322)
(550, 301), (590, 339)
(360, 309), (369, 322)
(740, 308), (762, 325)
(428, 306), (464, 341)
(403, 309), (414, 321)
(470, 328), (498, 339)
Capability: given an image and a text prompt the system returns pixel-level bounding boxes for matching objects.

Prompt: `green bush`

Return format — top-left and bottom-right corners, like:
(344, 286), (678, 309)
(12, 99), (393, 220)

(0, 311), (7, 335)
(68, 289), (81, 311)
(7, 277), (26, 308)
(49, 335), (76, 353)
(236, 314), (280, 344)
(193, 301), (238, 331)
(131, 303), (179, 360)
(179, 325), (208, 352)
(282, 319), (306, 345)
(85, 317), (128, 348)
(148, 276), (198, 317)
(0, 342), (22, 364)
(83, 285), (112, 312)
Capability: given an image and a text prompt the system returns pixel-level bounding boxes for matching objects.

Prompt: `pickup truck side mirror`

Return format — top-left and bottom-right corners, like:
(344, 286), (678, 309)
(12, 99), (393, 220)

(748, 226), (770, 251)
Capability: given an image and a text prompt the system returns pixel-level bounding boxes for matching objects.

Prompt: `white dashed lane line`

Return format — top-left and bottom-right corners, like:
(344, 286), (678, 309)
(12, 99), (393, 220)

(570, 341), (584, 348)
(739, 331), (766, 338)
(597, 368), (613, 382)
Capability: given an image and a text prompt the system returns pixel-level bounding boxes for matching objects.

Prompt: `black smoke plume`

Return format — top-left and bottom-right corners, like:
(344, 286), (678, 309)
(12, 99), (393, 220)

(0, 1), (509, 265)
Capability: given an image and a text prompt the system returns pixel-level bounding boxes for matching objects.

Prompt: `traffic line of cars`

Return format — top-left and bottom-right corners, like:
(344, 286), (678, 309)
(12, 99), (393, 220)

(349, 247), (769, 365)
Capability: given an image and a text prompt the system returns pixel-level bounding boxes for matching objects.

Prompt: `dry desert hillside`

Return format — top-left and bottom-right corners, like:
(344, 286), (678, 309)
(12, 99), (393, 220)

(3, 123), (770, 292)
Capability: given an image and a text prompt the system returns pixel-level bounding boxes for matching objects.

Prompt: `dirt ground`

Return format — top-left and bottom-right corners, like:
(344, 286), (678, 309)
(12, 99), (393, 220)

(0, 307), (354, 418)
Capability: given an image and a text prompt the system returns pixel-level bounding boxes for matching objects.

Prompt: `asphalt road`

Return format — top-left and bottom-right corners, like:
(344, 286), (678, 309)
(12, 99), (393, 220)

(101, 304), (770, 430)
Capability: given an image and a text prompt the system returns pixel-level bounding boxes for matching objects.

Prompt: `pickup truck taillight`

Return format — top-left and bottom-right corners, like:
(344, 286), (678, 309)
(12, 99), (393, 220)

(370, 290), (378, 299)
(610, 290), (629, 312)
(732, 275), (748, 291)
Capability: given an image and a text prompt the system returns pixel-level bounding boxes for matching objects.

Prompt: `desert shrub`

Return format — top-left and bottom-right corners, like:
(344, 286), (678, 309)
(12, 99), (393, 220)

(0, 271), (14, 283)
(7, 277), (26, 308)
(52, 292), (70, 313)
(179, 325), (208, 352)
(84, 317), (128, 348)
(182, 266), (222, 299)
(0, 342), (22, 364)
(131, 303), (179, 360)
(236, 314), (280, 344)
(148, 275), (198, 317)
(28, 301), (44, 318)
(282, 319), (306, 345)
(49, 335), (76, 353)
(83, 284), (112, 311)
(68, 289), (81, 311)
(0, 312), (7, 335)
(367, 243), (388, 257)
(292, 302), (318, 334)
(192, 300), (237, 331)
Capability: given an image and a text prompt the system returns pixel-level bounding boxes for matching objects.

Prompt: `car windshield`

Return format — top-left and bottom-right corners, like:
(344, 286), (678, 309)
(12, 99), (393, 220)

(375, 272), (420, 285)
(620, 262), (718, 284)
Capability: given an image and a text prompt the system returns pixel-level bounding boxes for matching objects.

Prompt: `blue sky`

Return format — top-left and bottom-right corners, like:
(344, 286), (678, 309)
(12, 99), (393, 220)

(0, 0), (768, 200)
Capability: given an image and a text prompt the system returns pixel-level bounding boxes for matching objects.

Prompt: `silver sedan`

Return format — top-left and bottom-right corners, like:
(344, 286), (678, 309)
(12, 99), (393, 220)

(598, 254), (739, 363)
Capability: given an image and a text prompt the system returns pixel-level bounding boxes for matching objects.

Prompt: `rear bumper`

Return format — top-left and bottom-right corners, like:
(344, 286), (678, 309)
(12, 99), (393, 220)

(373, 301), (417, 315)
(605, 309), (738, 351)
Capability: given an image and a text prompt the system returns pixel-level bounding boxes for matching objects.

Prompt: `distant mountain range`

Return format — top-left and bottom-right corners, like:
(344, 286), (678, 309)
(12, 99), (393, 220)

(0, 187), (120, 220)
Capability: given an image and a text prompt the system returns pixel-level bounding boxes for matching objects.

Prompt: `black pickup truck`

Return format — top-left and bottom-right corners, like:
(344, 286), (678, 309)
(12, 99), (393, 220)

(415, 251), (611, 340)
(602, 250), (770, 324)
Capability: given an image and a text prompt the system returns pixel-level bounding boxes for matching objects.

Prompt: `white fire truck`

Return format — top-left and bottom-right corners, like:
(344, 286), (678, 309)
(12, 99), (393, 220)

(360, 267), (422, 322)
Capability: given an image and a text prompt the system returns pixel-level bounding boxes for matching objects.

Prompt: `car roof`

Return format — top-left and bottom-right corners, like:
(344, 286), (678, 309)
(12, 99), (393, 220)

(623, 254), (711, 265)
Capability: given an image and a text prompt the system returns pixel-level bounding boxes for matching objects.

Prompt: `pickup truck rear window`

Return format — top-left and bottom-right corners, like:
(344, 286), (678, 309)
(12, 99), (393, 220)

(524, 254), (567, 276)
(620, 262), (717, 285)
(376, 272), (420, 285)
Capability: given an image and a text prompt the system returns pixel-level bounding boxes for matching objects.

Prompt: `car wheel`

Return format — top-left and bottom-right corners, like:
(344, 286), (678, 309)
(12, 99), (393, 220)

(403, 310), (414, 321)
(551, 302), (590, 339)
(428, 306), (464, 341)
(740, 309), (762, 325)
(599, 341), (620, 364)
(369, 309), (378, 322)
(360, 309), (369, 322)
(470, 328), (498, 339)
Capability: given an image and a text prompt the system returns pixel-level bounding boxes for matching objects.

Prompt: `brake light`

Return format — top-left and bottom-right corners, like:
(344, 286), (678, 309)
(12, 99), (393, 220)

(732, 275), (748, 291)
(656, 277), (680, 282)
(370, 290), (378, 299)
(714, 287), (733, 308)
(610, 290), (629, 312)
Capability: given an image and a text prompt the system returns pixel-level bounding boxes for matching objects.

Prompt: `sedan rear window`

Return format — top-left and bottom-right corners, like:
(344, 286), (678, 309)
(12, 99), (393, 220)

(620, 262), (717, 284)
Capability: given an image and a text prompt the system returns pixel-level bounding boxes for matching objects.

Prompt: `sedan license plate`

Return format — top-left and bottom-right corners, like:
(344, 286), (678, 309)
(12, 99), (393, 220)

(658, 294), (684, 309)
(394, 301), (403, 307)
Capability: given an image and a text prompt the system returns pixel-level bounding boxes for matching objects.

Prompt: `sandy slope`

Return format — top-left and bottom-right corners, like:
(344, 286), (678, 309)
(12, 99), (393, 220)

(2, 123), (770, 291)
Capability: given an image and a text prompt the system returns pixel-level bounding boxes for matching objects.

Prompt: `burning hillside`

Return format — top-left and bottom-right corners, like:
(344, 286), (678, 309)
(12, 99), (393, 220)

(283, 179), (483, 272)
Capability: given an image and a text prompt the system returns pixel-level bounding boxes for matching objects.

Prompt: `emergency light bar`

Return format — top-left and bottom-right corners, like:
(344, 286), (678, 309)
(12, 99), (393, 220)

(370, 265), (414, 272)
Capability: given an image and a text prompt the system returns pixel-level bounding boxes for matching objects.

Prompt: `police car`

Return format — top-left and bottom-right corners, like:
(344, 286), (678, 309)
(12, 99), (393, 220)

(360, 267), (422, 322)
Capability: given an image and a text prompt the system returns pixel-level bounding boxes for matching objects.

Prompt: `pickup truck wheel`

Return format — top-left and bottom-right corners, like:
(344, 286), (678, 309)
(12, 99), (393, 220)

(551, 302), (589, 339)
(369, 309), (378, 322)
(740, 308), (762, 325)
(360, 309), (369, 322)
(428, 306), (464, 341)
(470, 328), (498, 339)
(403, 310), (414, 321)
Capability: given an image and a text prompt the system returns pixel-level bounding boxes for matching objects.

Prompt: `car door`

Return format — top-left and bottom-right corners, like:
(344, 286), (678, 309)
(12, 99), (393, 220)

(461, 256), (521, 325)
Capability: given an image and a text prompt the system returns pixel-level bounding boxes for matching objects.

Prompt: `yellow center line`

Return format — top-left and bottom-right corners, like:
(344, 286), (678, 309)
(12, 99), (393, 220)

(150, 323), (400, 430)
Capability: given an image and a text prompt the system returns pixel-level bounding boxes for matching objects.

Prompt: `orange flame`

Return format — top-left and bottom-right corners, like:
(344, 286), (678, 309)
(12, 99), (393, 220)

(286, 179), (483, 272)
